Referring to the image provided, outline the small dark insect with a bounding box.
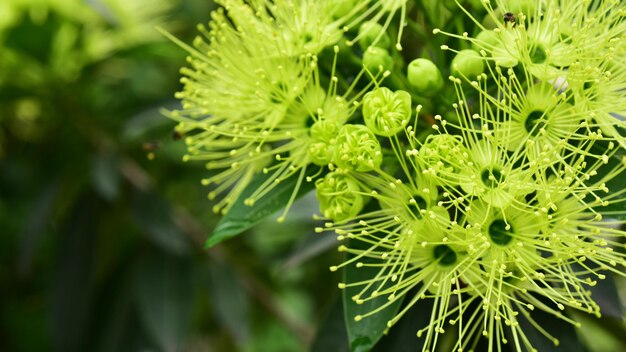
[142,141,162,152]
[504,12,516,27]
[172,130,184,140]
[142,141,161,160]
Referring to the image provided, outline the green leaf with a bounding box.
[91,152,120,202]
[131,190,190,255]
[515,304,586,352]
[51,199,99,352]
[133,250,193,352]
[573,312,626,352]
[94,274,135,352]
[371,297,432,352]
[583,267,623,319]
[311,297,349,352]
[205,169,316,248]
[208,261,250,345]
[342,239,404,352]
[18,180,59,276]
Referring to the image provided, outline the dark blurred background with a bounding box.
[0,1,342,351]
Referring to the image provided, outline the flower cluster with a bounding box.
[166,0,395,217]
[171,0,626,350]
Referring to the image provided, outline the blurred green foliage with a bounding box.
[0,1,341,351]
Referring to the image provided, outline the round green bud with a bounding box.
[472,30,500,52]
[468,0,485,12]
[362,87,411,136]
[481,8,504,29]
[333,0,358,18]
[363,47,393,73]
[307,98,350,166]
[407,58,444,96]
[308,130,336,165]
[358,21,391,49]
[315,172,364,222]
[451,49,485,79]
[309,122,341,165]
[333,124,382,171]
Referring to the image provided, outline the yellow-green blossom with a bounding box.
[167,0,386,216]
[324,28,626,352]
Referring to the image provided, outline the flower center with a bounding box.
[481,168,503,188]
[305,115,316,129]
[524,109,548,136]
[409,195,428,219]
[583,81,597,101]
[270,82,289,104]
[433,244,457,266]
[488,219,513,246]
[529,44,547,64]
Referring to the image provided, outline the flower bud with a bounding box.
[363,47,393,73]
[451,49,485,79]
[468,0,485,11]
[334,124,382,171]
[407,58,444,96]
[362,87,411,136]
[309,120,342,166]
[481,8,504,29]
[418,134,467,185]
[333,0,358,18]
[316,172,365,222]
[472,30,500,52]
[306,96,350,165]
[358,21,392,49]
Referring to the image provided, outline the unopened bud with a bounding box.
[407,58,444,96]
[363,47,393,73]
[358,21,391,49]
[451,49,485,79]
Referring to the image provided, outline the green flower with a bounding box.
[469,69,591,163]
[325,22,626,351]
[306,98,351,166]
[567,61,626,143]
[458,139,534,207]
[315,171,366,222]
[168,15,314,213]
[166,1,371,216]
[333,124,383,172]
[446,67,615,183]
[417,134,468,184]
[319,138,470,348]
[438,0,625,82]
[215,0,350,56]
[362,87,412,137]
[328,117,626,352]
